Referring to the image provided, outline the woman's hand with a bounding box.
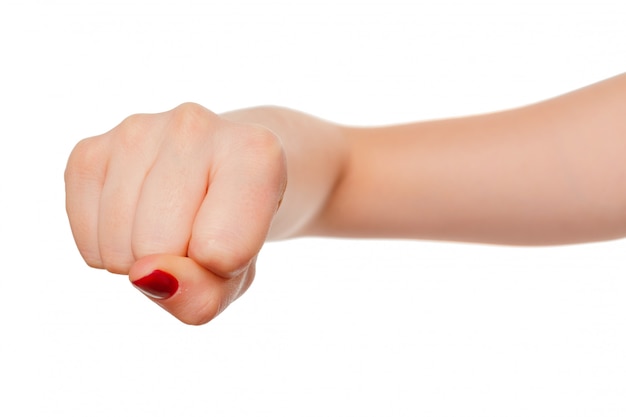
[65,103,288,324]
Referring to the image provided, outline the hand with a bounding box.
[65,103,287,324]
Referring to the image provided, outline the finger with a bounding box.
[188,122,286,278]
[129,254,255,325]
[65,136,108,268]
[131,104,217,260]
[97,115,164,274]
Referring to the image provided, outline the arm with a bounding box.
[307,73,626,245]
[65,73,626,325]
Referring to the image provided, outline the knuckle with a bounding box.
[65,137,105,183]
[224,124,286,185]
[114,113,152,150]
[184,301,221,326]
[119,112,149,132]
[249,128,287,187]
[102,262,132,276]
[99,248,134,275]
[234,263,256,300]
[70,234,104,269]
[175,285,226,326]
[173,102,209,118]
[82,252,104,270]
[243,125,283,157]
[244,126,288,196]
[169,102,217,137]
[188,236,252,278]
[186,269,255,325]
[187,272,254,326]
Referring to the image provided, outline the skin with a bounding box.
[65,73,626,325]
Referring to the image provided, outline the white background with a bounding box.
[1,0,626,416]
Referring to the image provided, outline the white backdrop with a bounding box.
[1,0,626,416]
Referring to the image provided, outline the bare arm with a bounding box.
[66,73,626,325]
[308,73,626,245]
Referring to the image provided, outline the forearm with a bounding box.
[309,73,626,245]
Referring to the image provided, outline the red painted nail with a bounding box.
[132,270,179,300]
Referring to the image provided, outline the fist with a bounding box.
[65,103,287,324]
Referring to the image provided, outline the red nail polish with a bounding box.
[132,270,179,300]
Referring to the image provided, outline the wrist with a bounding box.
[220,106,349,239]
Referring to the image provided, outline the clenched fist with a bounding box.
[65,103,287,324]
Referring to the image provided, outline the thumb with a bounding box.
[129,254,254,325]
